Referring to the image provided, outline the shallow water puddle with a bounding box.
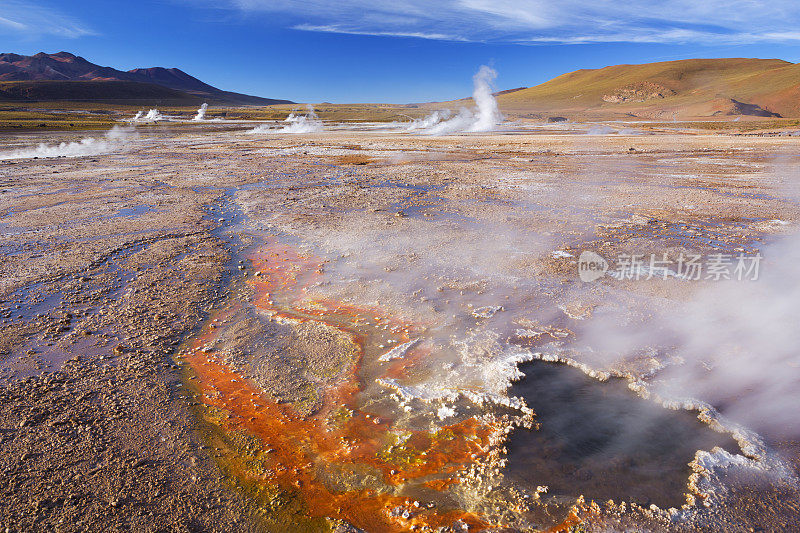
[506,361,739,509]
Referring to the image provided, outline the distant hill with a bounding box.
[496,58,800,119]
[0,80,204,105]
[0,52,293,105]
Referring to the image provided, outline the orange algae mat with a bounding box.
[180,238,498,531]
[180,238,590,532]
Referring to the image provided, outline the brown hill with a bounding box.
[497,58,800,119]
[0,52,292,105]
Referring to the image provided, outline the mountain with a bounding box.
[0,80,199,103]
[0,52,292,105]
[497,58,800,119]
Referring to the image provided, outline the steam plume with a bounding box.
[0,126,138,160]
[128,109,166,123]
[551,229,800,442]
[469,65,503,132]
[249,105,324,134]
[193,103,208,121]
[408,65,503,135]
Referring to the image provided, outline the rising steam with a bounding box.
[408,65,503,135]
[129,109,166,123]
[653,231,800,440]
[265,210,553,415]
[470,65,503,131]
[249,105,324,134]
[193,103,208,121]
[0,126,138,160]
[405,110,452,132]
[552,229,800,442]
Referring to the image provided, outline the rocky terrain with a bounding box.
[1,125,799,531]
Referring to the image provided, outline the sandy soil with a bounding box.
[1,125,799,532]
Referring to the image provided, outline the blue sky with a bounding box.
[3,0,800,103]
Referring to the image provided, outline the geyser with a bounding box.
[193,103,208,121]
[249,105,324,134]
[129,109,166,123]
[409,65,503,135]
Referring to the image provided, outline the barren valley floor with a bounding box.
[1,126,799,532]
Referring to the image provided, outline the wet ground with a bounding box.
[1,124,799,532]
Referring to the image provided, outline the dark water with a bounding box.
[506,361,738,508]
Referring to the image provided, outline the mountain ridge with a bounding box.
[0,52,292,105]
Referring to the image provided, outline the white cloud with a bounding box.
[293,24,469,42]
[0,15,27,31]
[0,1,95,38]
[194,0,800,44]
